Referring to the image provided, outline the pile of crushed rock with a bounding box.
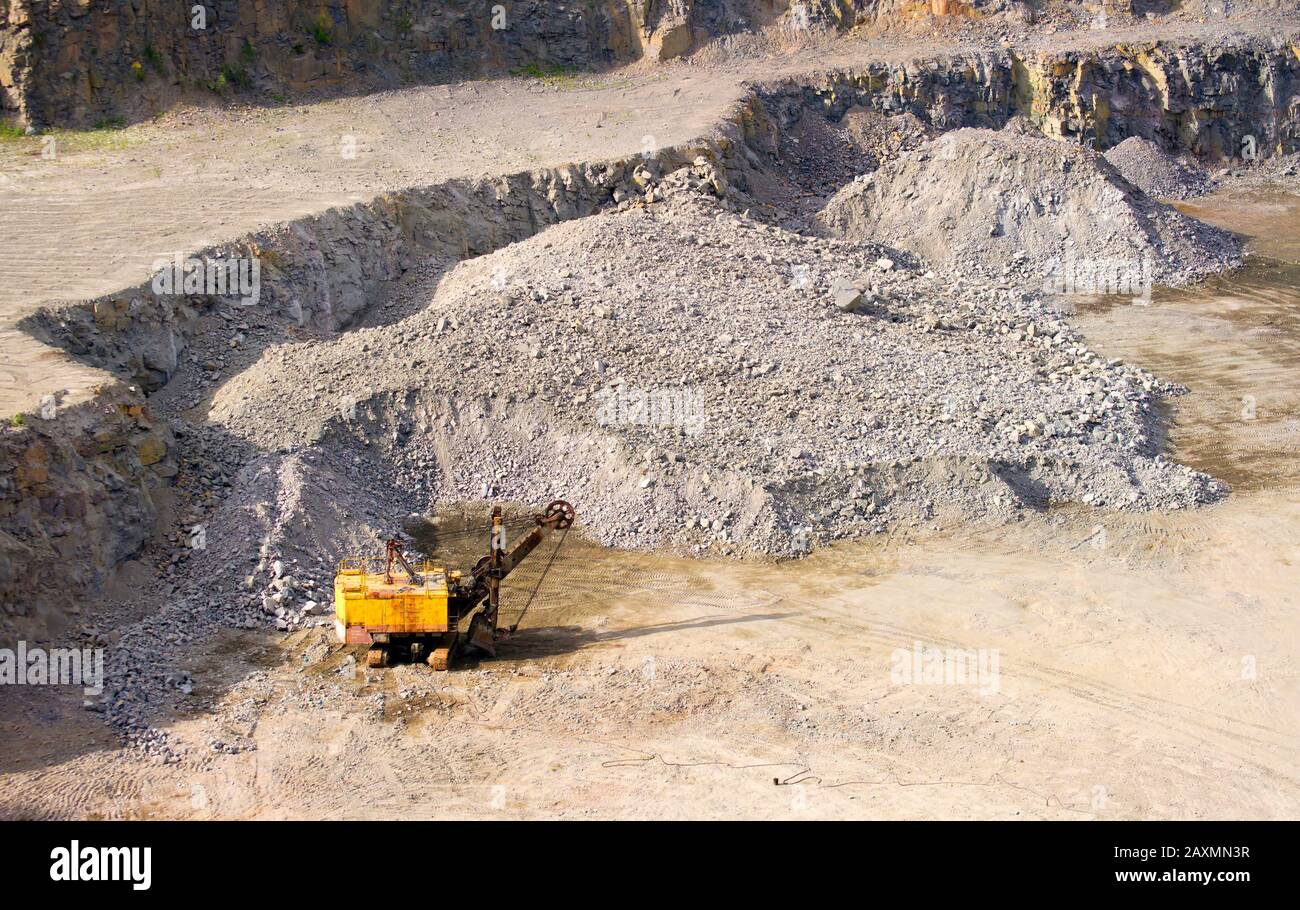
[208,160,1224,558]
[816,126,1240,289]
[1102,136,1214,201]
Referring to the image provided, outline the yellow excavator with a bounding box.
[333,500,575,670]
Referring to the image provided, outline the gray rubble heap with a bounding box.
[208,159,1224,560]
[816,127,1241,288]
[1103,136,1215,201]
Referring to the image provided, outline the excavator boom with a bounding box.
[467,500,576,656]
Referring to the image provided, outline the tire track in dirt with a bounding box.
[771,583,1299,787]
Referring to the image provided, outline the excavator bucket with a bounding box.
[466,612,497,657]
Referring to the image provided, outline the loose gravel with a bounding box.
[816,126,1242,288]
[208,155,1225,563]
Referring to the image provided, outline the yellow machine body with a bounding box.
[333,557,459,644]
[331,501,575,668]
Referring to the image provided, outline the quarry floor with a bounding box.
[1,188,1298,820]
[2,15,1299,820]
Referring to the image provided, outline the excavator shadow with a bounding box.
[476,611,794,664]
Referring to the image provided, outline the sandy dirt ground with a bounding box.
[1,491,1295,819]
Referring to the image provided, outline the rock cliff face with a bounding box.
[768,39,1300,161]
[0,0,1030,128]
[0,384,175,640]
[1,0,650,128]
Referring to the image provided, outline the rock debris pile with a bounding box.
[816,127,1241,289]
[1103,136,1214,201]
[208,151,1225,559]
[80,103,1255,762]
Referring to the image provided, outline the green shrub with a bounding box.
[225,63,251,89]
[143,44,167,75]
[310,12,333,45]
[209,62,251,94]
[511,62,577,80]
